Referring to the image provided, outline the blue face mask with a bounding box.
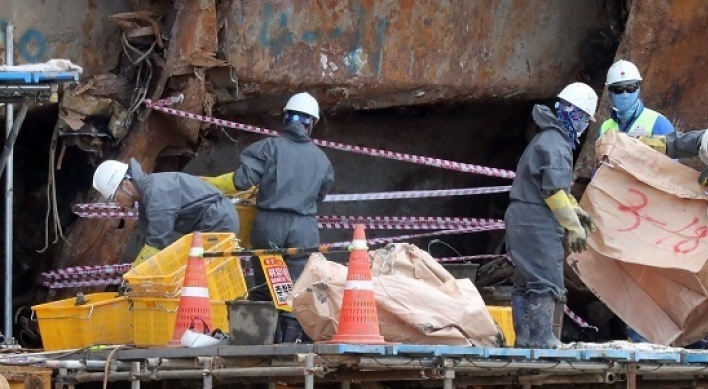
[610,89,641,120]
[556,102,590,149]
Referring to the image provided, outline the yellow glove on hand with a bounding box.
[637,135,667,155]
[206,172,238,194]
[568,195,596,235]
[133,244,160,267]
[544,190,588,253]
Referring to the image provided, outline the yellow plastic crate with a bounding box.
[123,232,246,299]
[129,297,228,347]
[205,236,249,301]
[31,292,132,351]
[486,306,515,347]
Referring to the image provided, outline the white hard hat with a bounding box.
[606,60,643,85]
[283,92,320,120]
[92,160,129,199]
[557,82,598,122]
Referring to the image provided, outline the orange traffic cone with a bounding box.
[169,232,213,345]
[329,224,385,344]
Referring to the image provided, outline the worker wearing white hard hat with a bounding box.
[505,82,598,349]
[207,92,334,343]
[598,60,674,141]
[92,158,239,266]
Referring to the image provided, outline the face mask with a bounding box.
[610,89,640,115]
[556,102,590,141]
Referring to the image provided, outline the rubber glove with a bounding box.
[568,195,596,235]
[544,190,588,253]
[637,135,667,155]
[699,169,708,187]
[206,172,238,194]
[133,244,160,267]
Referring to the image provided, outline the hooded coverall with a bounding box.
[129,158,240,250]
[506,105,573,301]
[234,122,334,304]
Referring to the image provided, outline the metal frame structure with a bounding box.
[19,344,708,389]
[1,22,81,344]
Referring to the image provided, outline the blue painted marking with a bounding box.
[532,349,582,361]
[373,18,387,76]
[18,29,46,63]
[484,348,531,359]
[582,349,633,362]
[302,31,319,42]
[328,27,342,39]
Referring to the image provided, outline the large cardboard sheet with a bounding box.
[570,131,708,345]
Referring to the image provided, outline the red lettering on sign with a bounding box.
[617,189,707,254]
[617,189,667,231]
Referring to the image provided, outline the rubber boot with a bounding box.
[511,294,530,348]
[274,313,311,344]
[527,294,562,348]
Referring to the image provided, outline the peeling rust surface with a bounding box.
[51,0,214,293]
[225,0,609,108]
[575,0,708,180]
[0,0,131,75]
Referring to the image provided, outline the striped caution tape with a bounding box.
[323,224,506,249]
[318,221,501,230]
[564,305,599,332]
[322,186,512,202]
[144,103,516,179]
[319,216,502,226]
[435,254,509,262]
[41,264,132,280]
[143,94,184,107]
[42,276,123,289]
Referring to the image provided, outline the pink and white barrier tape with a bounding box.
[42,264,132,280]
[319,216,502,226]
[42,277,123,289]
[322,186,511,202]
[564,305,599,332]
[323,224,505,248]
[143,94,184,108]
[435,254,509,262]
[145,103,516,179]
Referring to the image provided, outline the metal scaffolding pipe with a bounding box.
[357,358,614,372]
[3,21,14,342]
[72,366,324,383]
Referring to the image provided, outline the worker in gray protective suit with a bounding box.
[92,158,240,266]
[207,92,334,343]
[631,130,708,185]
[506,83,599,349]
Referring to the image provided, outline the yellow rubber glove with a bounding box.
[699,169,708,187]
[637,135,667,155]
[206,172,238,194]
[133,244,160,267]
[544,190,588,253]
[568,195,596,235]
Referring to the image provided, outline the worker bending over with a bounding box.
[92,158,240,265]
[208,92,334,343]
[506,83,598,349]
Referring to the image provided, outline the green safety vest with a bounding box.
[599,108,661,137]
